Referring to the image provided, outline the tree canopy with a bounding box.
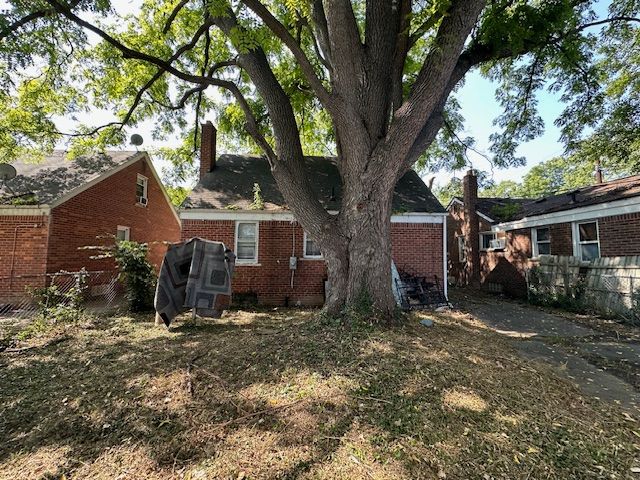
[0,1,637,179]
[435,146,637,207]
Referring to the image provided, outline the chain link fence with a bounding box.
[526,267,640,326]
[0,270,122,321]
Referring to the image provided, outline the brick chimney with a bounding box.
[463,169,481,286]
[594,158,604,184]
[199,121,217,180]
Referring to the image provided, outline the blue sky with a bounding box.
[431,70,568,189]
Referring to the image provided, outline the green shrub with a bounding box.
[113,240,156,312]
[527,266,587,313]
[22,280,87,339]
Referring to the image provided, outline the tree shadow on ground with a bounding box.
[0,308,637,479]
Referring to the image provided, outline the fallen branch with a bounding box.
[2,335,71,354]
[212,398,306,429]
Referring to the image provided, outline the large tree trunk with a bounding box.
[321,212,396,320]
[318,157,398,320]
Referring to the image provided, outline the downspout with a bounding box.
[290,221,296,289]
[443,216,448,300]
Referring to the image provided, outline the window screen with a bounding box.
[236,222,258,262]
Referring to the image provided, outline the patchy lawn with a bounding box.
[1,309,639,479]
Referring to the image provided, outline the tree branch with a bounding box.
[240,0,333,109]
[408,10,446,48]
[0,10,49,40]
[0,0,81,41]
[163,0,190,34]
[309,0,332,64]
[323,0,365,96]
[380,0,487,174]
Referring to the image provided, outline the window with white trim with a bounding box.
[116,225,130,241]
[136,174,148,205]
[573,220,600,261]
[235,221,258,263]
[303,232,322,258]
[531,226,550,257]
[457,235,466,262]
[479,231,496,251]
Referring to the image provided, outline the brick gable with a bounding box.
[47,158,180,273]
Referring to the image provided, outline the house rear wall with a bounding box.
[47,159,181,274]
[0,215,49,302]
[182,219,444,306]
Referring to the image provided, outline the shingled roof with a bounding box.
[451,196,534,223]
[0,151,141,205]
[511,175,640,220]
[182,154,445,213]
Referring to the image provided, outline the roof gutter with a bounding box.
[180,209,447,223]
[0,205,50,216]
[491,196,640,232]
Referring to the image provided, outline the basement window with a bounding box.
[235,221,258,264]
[303,232,323,259]
[116,226,130,241]
[532,226,550,257]
[136,174,148,206]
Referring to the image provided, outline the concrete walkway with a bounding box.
[456,293,640,413]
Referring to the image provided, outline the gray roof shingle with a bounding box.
[182,154,445,213]
[512,175,640,220]
[0,151,140,205]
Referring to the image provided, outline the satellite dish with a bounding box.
[0,163,17,182]
[130,134,144,147]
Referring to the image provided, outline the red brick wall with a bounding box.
[0,215,49,302]
[481,228,531,297]
[447,204,494,285]
[447,204,533,297]
[391,222,444,281]
[47,158,181,274]
[182,219,444,306]
[598,212,640,256]
[549,223,573,256]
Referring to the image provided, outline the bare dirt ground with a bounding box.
[2,308,640,479]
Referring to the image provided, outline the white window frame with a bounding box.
[479,231,496,251]
[136,174,148,205]
[457,235,466,262]
[116,225,130,241]
[572,220,600,262]
[531,226,551,258]
[235,221,259,264]
[303,231,323,259]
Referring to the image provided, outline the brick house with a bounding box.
[447,169,640,297]
[180,122,448,306]
[0,151,180,302]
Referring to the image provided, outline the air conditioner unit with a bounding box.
[490,238,505,250]
[137,196,148,206]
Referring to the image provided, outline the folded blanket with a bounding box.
[154,238,235,326]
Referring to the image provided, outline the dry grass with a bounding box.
[1,308,639,479]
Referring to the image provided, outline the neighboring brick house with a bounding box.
[0,151,180,302]
[180,122,448,306]
[447,169,640,297]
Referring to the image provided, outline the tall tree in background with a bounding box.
[1,0,638,319]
